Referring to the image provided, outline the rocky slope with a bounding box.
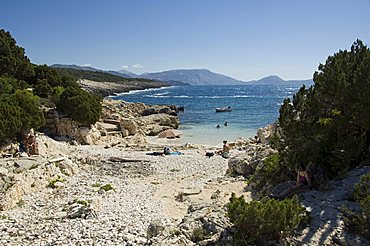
[77,79,166,97]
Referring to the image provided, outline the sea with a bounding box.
[110,85,299,146]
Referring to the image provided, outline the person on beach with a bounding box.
[224,121,228,126]
[24,129,38,156]
[217,140,230,158]
[273,163,312,200]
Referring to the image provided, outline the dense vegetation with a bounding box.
[227,193,307,244]
[0,29,103,142]
[232,40,370,243]
[56,86,102,126]
[343,173,370,240]
[275,40,370,179]
[53,67,161,84]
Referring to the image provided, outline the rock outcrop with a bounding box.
[0,156,78,211]
[227,142,277,177]
[40,98,181,145]
[291,165,370,245]
[42,109,102,144]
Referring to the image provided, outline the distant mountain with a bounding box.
[51,64,189,86]
[246,75,314,87]
[107,69,138,78]
[139,69,246,86]
[51,64,313,87]
[51,64,139,79]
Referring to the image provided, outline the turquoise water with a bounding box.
[111,85,299,145]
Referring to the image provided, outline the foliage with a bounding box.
[227,193,308,244]
[71,198,89,207]
[249,153,291,194]
[30,64,62,86]
[56,86,102,126]
[192,227,210,242]
[344,173,370,240]
[275,40,370,179]
[0,29,103,142]
[0,76,28,94]
[54,67,158,84]
[0,90,44,141]
[0,94,22,140]
[34,79,53,98]
[47,176,66,189]
[91,182,102,188]
[0,29,34,80]
[99,183,115,192]
[12,90,45,131]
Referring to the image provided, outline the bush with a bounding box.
[227,193,308,244]
[34,79,53,98]
[249,153,290,194]
[12,90,45,131]
[99,183,115,192]
[276,40,370,179]
[0,94,22,140]
[0,90,44,141]
[56,86,102,126]
[344,173,370,240]
[0,29,35,80]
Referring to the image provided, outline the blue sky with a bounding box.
[1,0,369,81]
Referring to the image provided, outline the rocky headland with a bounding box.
[77,79,168,97]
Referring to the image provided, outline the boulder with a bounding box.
[120,119,138,135]
[158,107,174,115]
[227,153,255,176]
[142,108,158,116]
[138,114,180,129]
[78,125,101,145]
[147,219,165,240]
[145,125,171,136]
[257,124,277,145]
[0,156,79,211]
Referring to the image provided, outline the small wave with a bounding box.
[197,95,255,99]
[109,86,172,97]
[145,95,192,98]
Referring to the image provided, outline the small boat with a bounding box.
[215,106,232,112]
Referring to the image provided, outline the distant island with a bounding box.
[51,64,313,87]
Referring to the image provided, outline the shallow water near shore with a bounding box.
[111,85,300,145]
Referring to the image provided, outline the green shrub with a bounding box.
[72,198,89,207]
[34,79,53,98]
[51,85,65,104]
[192,227,210,242]
[248,153,291,195]
[12,89,45,131]
[227,193,308,244]
[56,86,102,126]
[47,176,66,189]
[0,94,22,140]
[0,29,35,80]
[91,182,102,188]
[276,40,370,179]
[343,173,370,240]
[0,90,44,141]
[99,183,115,192]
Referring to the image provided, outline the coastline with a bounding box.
[1,83,367,245]
[78,79,169,97]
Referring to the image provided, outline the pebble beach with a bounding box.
[0,134,250,245]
